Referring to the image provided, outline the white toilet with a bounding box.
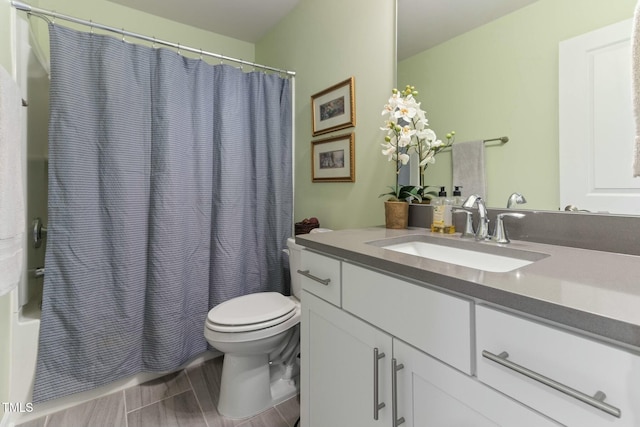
[204,237,304,419]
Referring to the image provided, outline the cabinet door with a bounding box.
[300,290,393,427]
[393,339,561,427]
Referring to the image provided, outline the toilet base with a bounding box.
[269,359,299,406]
[217,354,299,419]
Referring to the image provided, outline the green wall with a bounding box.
[257,0,397,230]
[0,0,12,72]
[398,0,635,210]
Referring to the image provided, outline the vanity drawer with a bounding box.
[342,262,472,374]
[476,305,640,427]
[298,250,341,306]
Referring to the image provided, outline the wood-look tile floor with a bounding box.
[17,357,300,427]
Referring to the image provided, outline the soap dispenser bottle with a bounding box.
[431,187,455,233]
[452,186,463,207]
[430,187,444,232]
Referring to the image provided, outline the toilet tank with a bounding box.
[286,237,305,298]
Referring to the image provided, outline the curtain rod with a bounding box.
[11,0,296,77]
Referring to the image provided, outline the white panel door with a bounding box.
[559,18,640,214]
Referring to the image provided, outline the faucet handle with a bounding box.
[507,192,527,209]
[453,209,475,238]
[492,212,525,244]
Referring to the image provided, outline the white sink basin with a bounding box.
[381,240,544,273]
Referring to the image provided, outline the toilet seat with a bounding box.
[206,292,297,333]
[205,302,300,344]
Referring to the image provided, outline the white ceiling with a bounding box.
[107,0,301,43]
[397,0,540,60]
[108,0,540,60]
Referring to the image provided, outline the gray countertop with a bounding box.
[296,227,640,351]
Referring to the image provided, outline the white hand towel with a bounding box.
[452,140,486,200]
[633,0,640,176]
[0,65,25,296]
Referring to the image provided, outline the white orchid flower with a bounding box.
[397,126,415,147]
[382,93,402,116]
[416,128,436,142]
[379,85,455,198]
[388,92,402,105]
[381,102,396,116]
[424,128,437,141]
[419,151,436,167]
[394,106,417,122]
[381,143,396,161]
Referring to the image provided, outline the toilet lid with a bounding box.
[207,292,296,327]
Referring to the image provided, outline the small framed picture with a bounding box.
[311,133,355,182]
[311,77,356,136]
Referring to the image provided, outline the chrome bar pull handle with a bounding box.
[373,348,386,420]
[392,358,405,426]
[296,269,330,286]
[482,350,621,418]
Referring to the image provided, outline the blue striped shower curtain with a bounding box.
[33,24,292,402]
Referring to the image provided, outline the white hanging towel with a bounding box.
[452,140,486,200]
[0,65,25,297]
[633,0,640,177]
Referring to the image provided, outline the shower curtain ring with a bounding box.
[152,36,157,49]
[199,48,203,60]
[177,43,181,55]
[122,29,125,42]
[89,20,93,35]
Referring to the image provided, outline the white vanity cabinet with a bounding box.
[301,290,392,426]
[476,305,640,427]
[299,252,561,427]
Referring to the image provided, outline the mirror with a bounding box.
[396,0,638,213]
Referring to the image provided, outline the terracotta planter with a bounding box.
[384,201,409,229]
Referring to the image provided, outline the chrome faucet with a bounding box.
[507,192,527,209]
[492,213,525,243]
[462,195,490,241]
[453,209,475,238]
[564,205,591,212]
